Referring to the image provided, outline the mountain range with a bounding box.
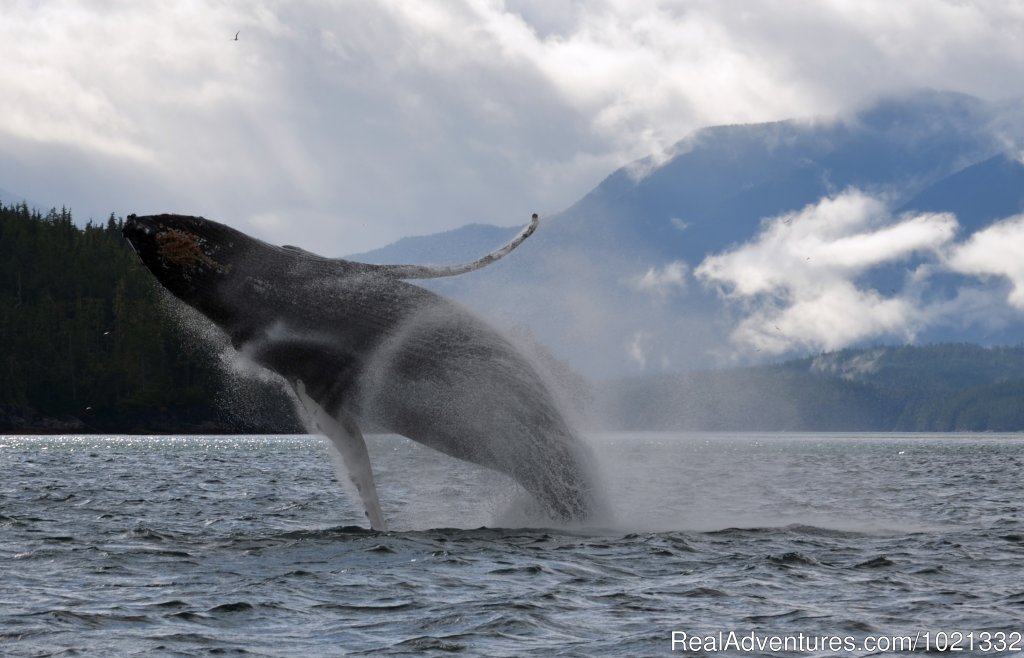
[353,90,1024,379]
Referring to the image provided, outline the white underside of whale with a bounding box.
[294,380,387,531]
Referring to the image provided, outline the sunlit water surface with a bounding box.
[2,433,1023,656]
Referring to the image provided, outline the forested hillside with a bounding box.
[0,203,296,433]
[601,344,1024,432]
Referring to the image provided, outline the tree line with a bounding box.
[0,203,296,433]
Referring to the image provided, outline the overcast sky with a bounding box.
[3,0,1024,254]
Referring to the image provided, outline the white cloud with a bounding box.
[669,217,691,231]
[3,1,1024,253]
[697,190,957,294]
[945,214,1024,308]
[729,282,922,354]
[695,189,958,353]
[627,331,650,369]
[632,260,688,297]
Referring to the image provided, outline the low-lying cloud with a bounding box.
[631,260,689,297]
[696,189,1024,354]
[945,215,1024,308]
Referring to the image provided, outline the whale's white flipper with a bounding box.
[377,213,539,280]
[294,381,387,531]
[279,214,540,281]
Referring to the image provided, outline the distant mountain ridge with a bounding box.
[899,152,1024,224]
[358,90,1006,266]
[353,90,1024,378]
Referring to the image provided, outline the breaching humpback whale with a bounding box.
[123,213,597,529]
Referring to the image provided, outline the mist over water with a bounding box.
[3,432,1022,656]
[154,293,297,430]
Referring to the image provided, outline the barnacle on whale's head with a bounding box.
[155,228,228,274]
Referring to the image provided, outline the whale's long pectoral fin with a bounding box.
[294,381,387,531]
[281,214,539,281]
[377,213,538,280]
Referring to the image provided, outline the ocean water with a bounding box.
[2,432,1023,657]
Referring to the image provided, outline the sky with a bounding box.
[4,1,1024,255]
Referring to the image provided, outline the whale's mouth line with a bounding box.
[123,215,152,259]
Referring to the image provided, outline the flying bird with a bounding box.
[233,31,239,41]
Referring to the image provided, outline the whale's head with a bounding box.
[123,214,256,310]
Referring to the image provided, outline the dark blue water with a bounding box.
[2,433,1023,656]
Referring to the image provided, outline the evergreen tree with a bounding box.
[0,203,297,433]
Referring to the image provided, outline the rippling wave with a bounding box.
[2,433,1023,656]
